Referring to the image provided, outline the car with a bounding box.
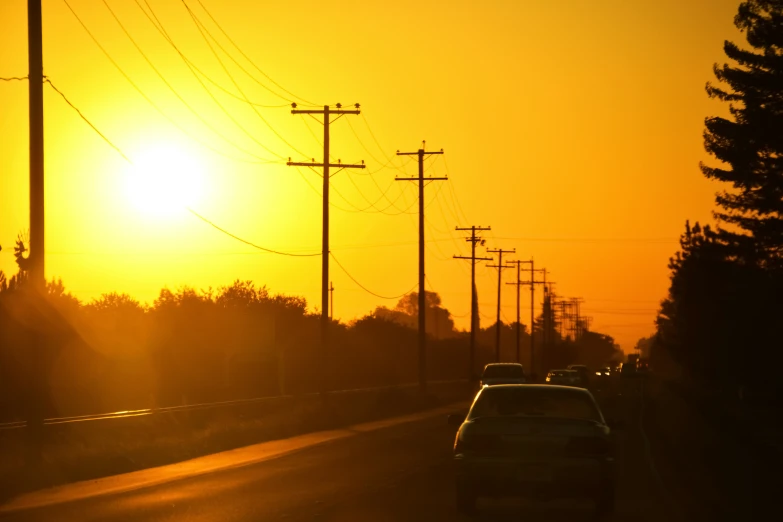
[480,363,527,387]
[567,364,591,387]
[620,362,637,377]
[595,367,611,377]
[546,369,580,386]
[448,384,616,516]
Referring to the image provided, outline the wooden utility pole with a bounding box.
[487,248,515,362]
[25,0,45,468]
[396,142,447,393]
[287,103,364,394]
[28,0,44,289]
[454,226,492,381]
[506,260,526,364]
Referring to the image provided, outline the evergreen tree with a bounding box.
[702,1,783,263]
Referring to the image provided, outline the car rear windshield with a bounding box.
[550,370,570,377]
[482,365,524,379]
[469,387,601,422]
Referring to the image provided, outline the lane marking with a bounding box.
[0,402,468,514]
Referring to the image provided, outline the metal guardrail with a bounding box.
[0,379,468,430]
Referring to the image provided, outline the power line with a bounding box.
[442,155,472,224]
[341,172,415,214]
[45,79,132,163]
[346,117,409,176]
[194,0,317,106]
[0,76,27,81]
[133,0,290,108]
[181,1,308,159]
[61,0,277,165]
[330,252,415,300]
[186,209,321,257]
[360,114,400,165]
[101,0,287,161]
[491,236,679,244]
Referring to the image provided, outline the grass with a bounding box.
[0,382,469,503]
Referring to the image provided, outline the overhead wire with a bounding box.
[294,167,361,213]
[62,0,276,165]
[134,0,290,108]
[442,155,472,225]
[330,252,416,300]
[101,0,286,161]
[1,76,27,81]
[194,0,317,106]
[186,209,321,256]
[179,0,307,159]
[45,79,132,163]
[345,117,409,176]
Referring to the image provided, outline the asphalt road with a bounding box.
[0,383,686,522]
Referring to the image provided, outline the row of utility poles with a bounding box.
[454,231,553,380]
[288,102,446,394]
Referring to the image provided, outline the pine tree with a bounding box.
[702,0,783,263]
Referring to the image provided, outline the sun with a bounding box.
[124,143,206,218]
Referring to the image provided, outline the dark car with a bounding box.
[480,363,527,387]
[449,384,616,516]
[567,364,590,388]
[620,362,637,377]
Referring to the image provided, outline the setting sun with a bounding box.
[124,143,205,218]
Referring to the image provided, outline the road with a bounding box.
[1,383,690,522]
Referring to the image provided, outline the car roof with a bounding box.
[477,383,592,394]
[568,364,587,369]
[484,362,524,367]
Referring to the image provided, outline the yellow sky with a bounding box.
[0,0,742,350]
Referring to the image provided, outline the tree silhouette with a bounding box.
[373,291,457,339]
[702,0,783,264]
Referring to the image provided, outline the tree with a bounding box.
[702,0,783,264]
[373,291,456,339]
[634,334,656,359]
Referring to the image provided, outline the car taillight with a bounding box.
[455,432,499,453]
[566,436,610,457]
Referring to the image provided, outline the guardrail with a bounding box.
[0,379,469,430]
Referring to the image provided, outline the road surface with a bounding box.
[0,383,712,521]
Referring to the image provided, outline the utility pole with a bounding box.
[329,281,334,321]
[396,142,447,393]
[287,103,364,395]
[487,248,515,362]
[25,0,45,468]
[506,258,546,374]
[559,300,568,340]
[569,297,584,340]
[29,0,44,290]
[529,267,547,378]
[454,226,492,381]
[506,260,526,364]
[506,261,547,369]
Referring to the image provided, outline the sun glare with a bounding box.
[124,144,205,218]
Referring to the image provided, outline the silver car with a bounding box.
[449,384,616,516]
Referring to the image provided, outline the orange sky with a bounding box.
[0,0,742,350]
